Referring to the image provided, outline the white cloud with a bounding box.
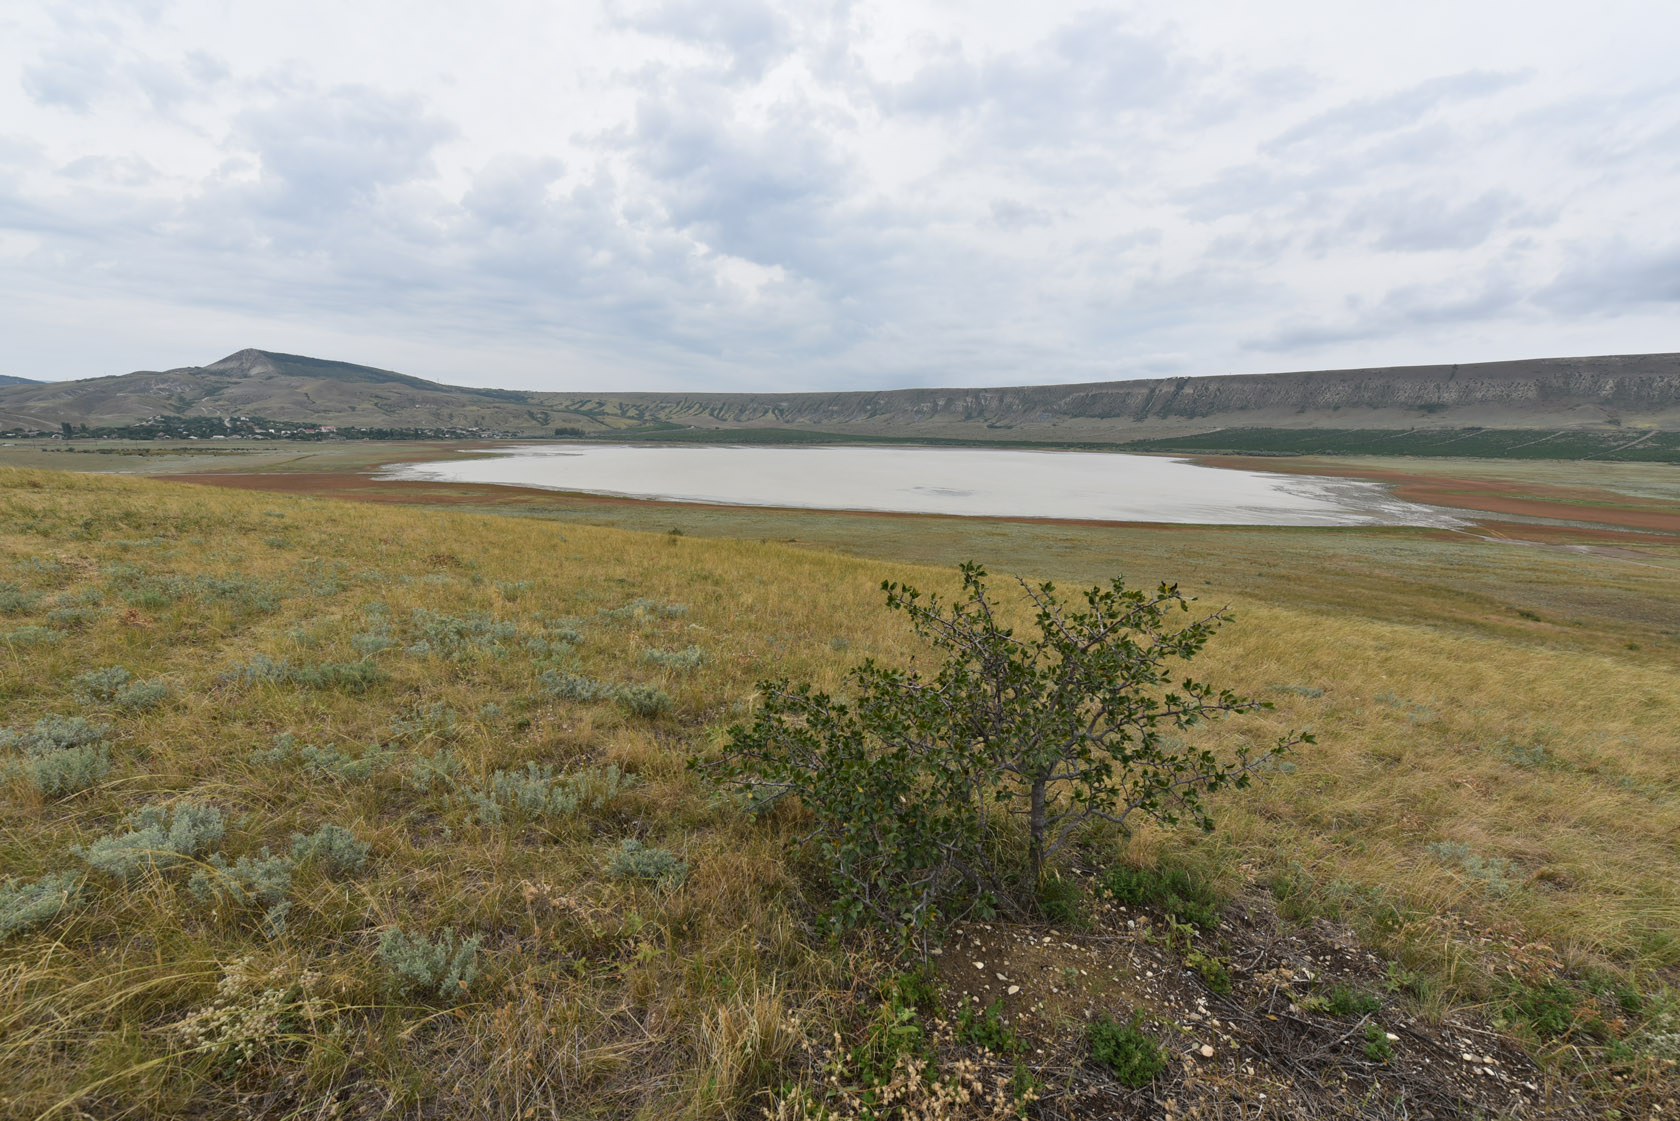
[0,0,1677,388]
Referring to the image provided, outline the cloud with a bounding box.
[21,46,121,112]
[230,86,456,224]
[1263,70,1527,153]
[986,198,1052,231]
[1537,241,1680,314]
[1343,189,1551,253]
[2,2,1677,389]
[609,0,794,82]
[1248,273,1526,353]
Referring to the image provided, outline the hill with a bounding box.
[3,348,1679,444]
[0,375,37,387]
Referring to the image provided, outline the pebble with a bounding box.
[1008,985,1020,995]
[1199,1044,1215,1058]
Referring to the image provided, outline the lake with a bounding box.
[387,443,1459,527]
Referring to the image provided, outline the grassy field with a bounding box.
[3,463,1680,1117]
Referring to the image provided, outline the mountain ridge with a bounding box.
[4,349,1679,440]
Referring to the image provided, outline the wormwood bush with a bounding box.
[0,580,40,614]
[0,872,84,940]
[388,702,457,743]
[222,654,384,693]
[597,598,687,624]
[701,563,1306,938]
[74,666,171,712]
[290,824,370,875]
[641,644,706,671]
[467,762,633,825]
[19,744,111,798]
[539,670,614,702]
[1,715,109,754]
[407,608,516,659]
[614,683,672,717]
[78,802,226,880]
[189,850,294,936]
[406,748,462,791]
[2,625,59,647]
[539,671,671,716]
[378,927,480,1003]
[250,734,392,781]
[606,839,687,886]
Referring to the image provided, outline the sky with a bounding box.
[2,1,1677,392]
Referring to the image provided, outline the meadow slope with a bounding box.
[2,468,1678,1118]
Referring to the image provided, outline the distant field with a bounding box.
[3,462,1679,1116]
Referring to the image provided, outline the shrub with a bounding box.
[378,927,480,1003]
[956,998,1023,1055]
[641,644,706,671]
[406,748,462,791]
[1088,1014,1166,1087]
[1324,983,1381,1018]
[189,850,295,936]
[541,617,586,646]
[0,872,84,940]
[74,665,133,702]
[1037,873,1086,925]
[1,626,59,647]
[1362,1023,1394,1063]
[468,762,633,825]
[78,802,226,881]
[1506,979,1581,1041]
[701,563,1304,937]
[114,680,171,712]
[1,715,109,754]
[597,598,686,624]
[539,670,614,702]
[223,655,384,693]
[290,824,371,875]
[45,606,104,628]
[614,683,672,717]
[19,744,111,798]
[0,581,40,615]
[351,629,395,656]
[1098,862,1226,929]
[606,839,687,887]
[1185,948,1232,995]
[388,703,457,744]
[407,609,516,659]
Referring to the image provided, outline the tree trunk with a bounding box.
[1028,777,1047,885]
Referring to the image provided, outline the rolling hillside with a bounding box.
[4,348,1679,444]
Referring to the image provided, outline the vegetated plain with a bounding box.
[1,456,1679,1119]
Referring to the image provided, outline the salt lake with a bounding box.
[387,443,1460,527]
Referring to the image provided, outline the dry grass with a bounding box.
[1,465,1678,1117]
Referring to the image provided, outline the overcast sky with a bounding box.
[2,1,1677,391]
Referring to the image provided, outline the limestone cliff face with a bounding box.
[556,354,1680,435]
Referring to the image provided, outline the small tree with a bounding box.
[699,563,1307,940]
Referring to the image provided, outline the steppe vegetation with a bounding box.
[2,466,1679,1118]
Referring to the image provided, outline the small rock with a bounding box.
[1199,1044,1215,1058]
[1008,985,1020,995]
[973,962,985,970]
